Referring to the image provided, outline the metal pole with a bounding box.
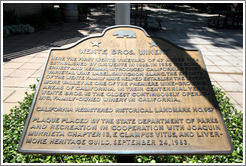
[140,4,143,26]
[115,3,133,162]
[115,3,130,25]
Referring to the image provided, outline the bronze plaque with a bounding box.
[18,26,233,155]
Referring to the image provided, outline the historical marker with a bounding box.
[18,26,233,155]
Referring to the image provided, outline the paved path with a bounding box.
[3,5,243,114]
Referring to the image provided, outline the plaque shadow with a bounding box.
[151,37,219,110]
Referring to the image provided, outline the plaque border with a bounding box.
[17,25,233,155]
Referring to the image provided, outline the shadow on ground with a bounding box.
[3,4,243,62]
[3,5,115,62]
[144,6,243,49]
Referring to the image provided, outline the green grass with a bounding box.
[3,84,243,163]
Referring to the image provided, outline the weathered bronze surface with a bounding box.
[18,26,233,155]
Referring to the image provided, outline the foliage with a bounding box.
[3,9,19,26]
[78,4,91,14]
[42,7,62,23]
[3,84,243,163]
[3,24,35,37]
[3,6,62,35]
[3,84,116,163]
[3,27,11,38]
[136,85,243,163]
[20,13,48,31]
